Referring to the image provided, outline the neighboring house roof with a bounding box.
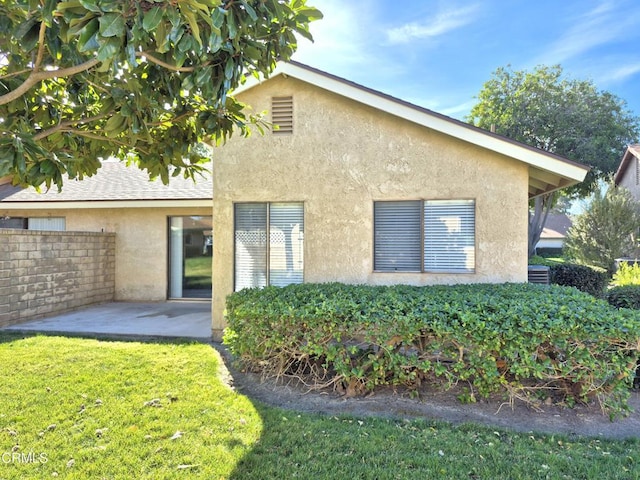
[540,213,572,240]
[614,144,640,185]
[0,161,212,208]
[236,61,589,198]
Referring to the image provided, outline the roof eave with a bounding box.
[0,199,212,209]
[614,145,640,185]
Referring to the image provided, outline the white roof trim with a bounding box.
[0,199,212,210]
[236,62,589,196]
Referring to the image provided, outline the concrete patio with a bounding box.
[1,301,212,341]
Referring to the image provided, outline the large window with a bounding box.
[374,200,475,273]
[234,202,304,291]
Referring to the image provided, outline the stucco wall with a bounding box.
[618,156,640,202]
[211,76,530,337]
[0,207,211,301]
[0,229,115,327]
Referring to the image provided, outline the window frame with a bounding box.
[373,199,476,274]
[233,201,304,291]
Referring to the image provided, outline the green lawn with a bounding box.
[184,256,212,289]
[1,334,639,479]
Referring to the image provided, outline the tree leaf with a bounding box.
[143,7,164,33]
[182,7,202,47]
[77,18,100,52]
[211,7,226,29]
[96,36,121,62]
[99,13,125,38]
[78,0,102,13]
[240,1,258,21]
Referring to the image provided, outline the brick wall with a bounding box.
[0,229,116,327]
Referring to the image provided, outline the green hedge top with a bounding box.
[227,282,637,339]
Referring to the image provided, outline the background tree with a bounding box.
[466,65,639,257]
[0,0,322,189]
[564,182,640,274]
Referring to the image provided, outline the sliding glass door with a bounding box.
[169,216,213,299]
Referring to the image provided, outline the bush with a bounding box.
[549,263,609,297]
[612,261,640,286]
[224,283,640,416]
[607,286,640,310]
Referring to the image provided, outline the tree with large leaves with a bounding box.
[467,65,639,257]
[0,0,322,189]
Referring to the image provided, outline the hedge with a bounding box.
[549,263,609,297]
[224,283,640,416]
[607,286,640,310]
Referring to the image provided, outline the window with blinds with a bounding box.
[374,200,476,273]
[28,217,66,231]
[234,202,304,291]
[374,201,421,271]
[424,200,475,273]
[272,96,293,135]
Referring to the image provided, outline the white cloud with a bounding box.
[385,5,480,45]
[600,62,640,83]
[537,0,640,64]
[293,1,378,76]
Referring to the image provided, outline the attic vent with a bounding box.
[528,265,550,285]
[272,96,293,135]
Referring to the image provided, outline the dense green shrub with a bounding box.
[224,283,640,415]
[607,286,640,310]
[549,263,609,297]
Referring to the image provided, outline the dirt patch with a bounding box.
[213,343,640,440]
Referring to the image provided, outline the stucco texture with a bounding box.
[1,207,211,301]
[211,76,530,336]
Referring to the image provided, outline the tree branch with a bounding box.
[136,51,209,72]
[57,128,149,155]
[34,21,47,72]
[33,112,111,140]
[0,58,100,106]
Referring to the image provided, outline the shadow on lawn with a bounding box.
[0,330,204,346]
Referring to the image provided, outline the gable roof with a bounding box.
[614,144,640,185]
[236,61,589,198]
[0,160,212,208]
[540,213,572,239]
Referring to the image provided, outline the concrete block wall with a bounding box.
[0,229,116,327]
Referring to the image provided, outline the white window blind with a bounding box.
[28,217,66,231]
[424,200,475,273]
[269,203,304,286]
[234,202,304,290]
[374,201,421,271]
[234,204,267,290]
[373,200,476,274]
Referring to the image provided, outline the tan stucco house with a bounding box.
[210,61,589,339]
[0,161,213,301]
[614,144,640,201]
[1,61,590,338]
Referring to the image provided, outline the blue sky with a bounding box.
[292,0,640,122]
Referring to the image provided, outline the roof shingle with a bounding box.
[0,161,212,202]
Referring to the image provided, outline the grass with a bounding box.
[1,334,639,479]
[184,256,212,289]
